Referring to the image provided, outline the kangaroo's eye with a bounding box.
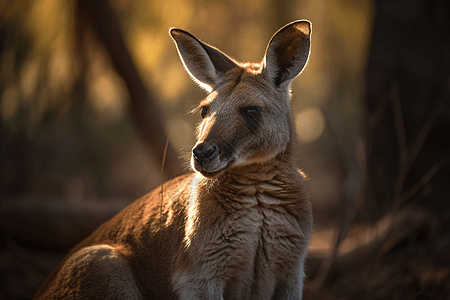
[244,106,261,119]
[201,107,209,118]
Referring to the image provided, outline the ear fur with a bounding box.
[263,20,311,87]
[169,28,238,92]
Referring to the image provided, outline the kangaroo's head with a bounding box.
[170,21,311,178]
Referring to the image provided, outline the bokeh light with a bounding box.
[295,107,326,143]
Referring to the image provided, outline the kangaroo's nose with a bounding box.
[193,143,218,162]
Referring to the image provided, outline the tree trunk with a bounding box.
[76,0,185,181]
[364,0,450,221]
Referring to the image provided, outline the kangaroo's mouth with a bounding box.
[192,157,235,178]
[198,169,222,178]
[191,141,235,178]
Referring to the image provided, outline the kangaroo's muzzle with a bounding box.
[191,142,234,177]
[193,142,218,162]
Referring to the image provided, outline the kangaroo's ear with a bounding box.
[263,20,311,87]
[170,28,238,92]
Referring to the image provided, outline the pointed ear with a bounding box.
[169,28,238,92]
[263,20,311,87]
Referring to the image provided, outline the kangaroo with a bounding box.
[34,20,313,300]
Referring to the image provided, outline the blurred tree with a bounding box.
[364,0,450,221]
[308,1,450,297]
[76,0,184,181]
[0,0,184,199]
[322,0,450,296]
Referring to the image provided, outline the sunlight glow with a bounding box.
[20,59,40,101]
[0,85,19,122]
[48,49,74,97]
[132,28,166,71]
[167,117,194,153]
[158,61,188,103]
[295,107,326,143]
[88,73,127,122]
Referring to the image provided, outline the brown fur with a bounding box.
[35,20,313,300]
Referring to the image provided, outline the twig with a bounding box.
[159,136,170,247]
[396,158,449,207]
[308,226,339,297]
[375,78,450,265]
[307,208,430,287]
[406,78,450,171]
[309,205,358,298]
[391,84,408,203]
[391,78,449,210]
[368,84,396,129]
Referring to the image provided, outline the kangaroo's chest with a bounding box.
[212,193,304,268]
[176,192,305,298]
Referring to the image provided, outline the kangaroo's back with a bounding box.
[35,173,194,299]
[35,20,313,300]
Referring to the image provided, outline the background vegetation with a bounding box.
[1,0,449,299]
